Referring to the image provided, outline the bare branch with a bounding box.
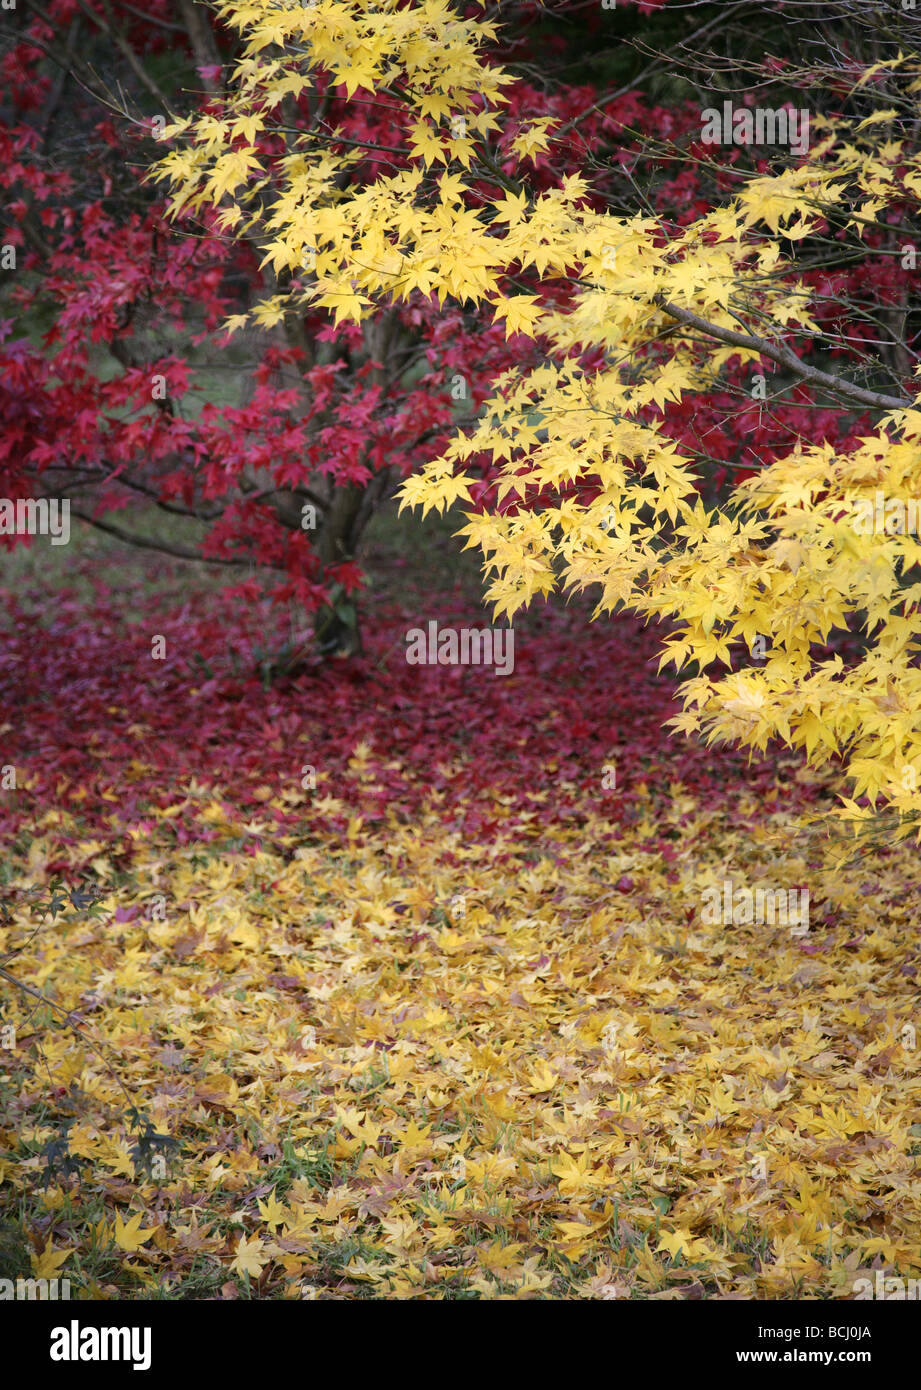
[69,507,260,567]
[653,296,912,412]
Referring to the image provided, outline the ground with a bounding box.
[0,509,919,1299]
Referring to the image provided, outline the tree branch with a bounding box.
[653,296,912,412]
[69,507,257,567]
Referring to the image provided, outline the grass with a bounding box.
[0,494,539,633]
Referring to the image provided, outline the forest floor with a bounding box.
[1,508,919,1299]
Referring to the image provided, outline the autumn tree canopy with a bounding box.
[152,0,921,828]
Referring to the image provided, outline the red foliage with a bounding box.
[2,1,916,615]
[0,566,827,879]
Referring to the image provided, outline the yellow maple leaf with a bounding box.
[657,1229,711,1261]
[257,1190,290,1232]
[491,295,544,339]
[113,1210,158,1253]
[231,1234,268,1280]
[31,1240,71,1280]
[526,1059,559,1094]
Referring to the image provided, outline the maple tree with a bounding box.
[1,0,537,654]
[4,0,797,657]
[149,0,921,825]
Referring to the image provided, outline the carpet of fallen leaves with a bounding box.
[1,574,920,1300]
